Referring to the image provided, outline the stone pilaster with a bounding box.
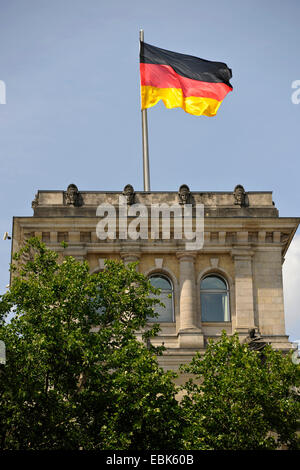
[50,232,57,243]
[120,252,140,270]
[177,252,204,348]
[253,247,286,336]
[232,248,256,335]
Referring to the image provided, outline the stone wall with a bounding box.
[11,186,300,371]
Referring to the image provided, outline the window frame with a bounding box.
[148,273,175,323]
[200,273,231,323]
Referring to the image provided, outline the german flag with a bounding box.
[140,42,233,117]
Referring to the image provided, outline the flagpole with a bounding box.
[139,29,150,191]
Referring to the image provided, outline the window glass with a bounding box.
[149,274,174,322]
[201,276,227,291]
[200,275,230,322]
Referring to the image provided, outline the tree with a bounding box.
[0,238,182,450]
[180,331,300,450]
[1,238,299,451]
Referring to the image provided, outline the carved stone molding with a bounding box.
[210,258,219,268]
[155,258,163,268]
[231,247,254,259]
[98,258,105,270]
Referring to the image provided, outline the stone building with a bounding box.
[11,183,299,373]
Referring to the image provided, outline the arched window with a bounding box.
[200,275,230,322]
[149,274,174,322]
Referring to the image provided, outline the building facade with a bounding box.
[11,183,299,373]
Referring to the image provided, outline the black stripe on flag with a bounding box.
[140,42,233,88]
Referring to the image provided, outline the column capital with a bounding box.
[120,252,141,263]
[176,251,197,262]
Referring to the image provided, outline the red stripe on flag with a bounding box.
[140,63,232,101]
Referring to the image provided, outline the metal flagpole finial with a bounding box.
[139,29,150,192]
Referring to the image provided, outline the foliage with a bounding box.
[0,238,181,450]
[1,238,299,450]
[180,332,300,450]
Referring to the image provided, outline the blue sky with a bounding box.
[0,0,299,341]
